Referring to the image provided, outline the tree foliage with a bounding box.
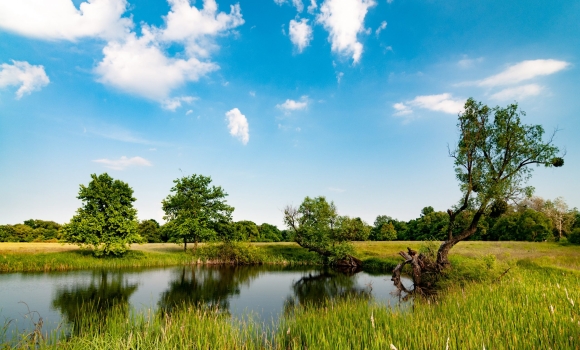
[284,196,360,266]
[162,174,234,250]
[62,173,141,256]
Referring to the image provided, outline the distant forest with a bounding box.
[2,196,579,244]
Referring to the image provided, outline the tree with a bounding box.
[62,173,141,256]
[392,99,564,294]
[336,216,372,241]
[544,197,575,241]
[162,174,234,251]
[138,219,162,243]
[284,196,362,267]
[233,220,260,241]
[258,223,282,242]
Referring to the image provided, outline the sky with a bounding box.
[0,0,579,227]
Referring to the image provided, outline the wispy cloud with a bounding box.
[474,59,569,87]
[457,56,484,69]
[490,84,543,101]
[0,60,49,98]
[328,187,345,193]
[161,96,196,111]
[88,124,155,145]
[93,156,152,170]
[375,21,387,36]
[225,108,249,145]
[393,93,465,120]
[277,95,308,113]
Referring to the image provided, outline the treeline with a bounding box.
[3,197,579,244]
[369,197,580,243]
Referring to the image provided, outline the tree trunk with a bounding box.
[194,238,198,252]
[184,238,187,251]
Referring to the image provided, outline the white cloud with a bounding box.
[316,0,376,63]
[393,93,465,118]
[276,96,308,113]
[375,21,386,36]
[392,102,412,116]
[161,95,196,111]
[225,108,249,145]
[94,0,243,105]
[95,33,218,101]
[249,91,256,97]
[336,71,344,83]
[457,56,484,69]
[289,18,313,53]
[0,0,132,40]
[490,84,543,101]
[155,0,244,58]
[293,0,304,12]
[93,156,152,170]
[477,59,569,87]
[186,109,193,115]
[307,0,317,13]
[328,187,345,193]
[0,60,49,98]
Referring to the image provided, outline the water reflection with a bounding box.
[158,266,262,315]
[284,268,371,313]
[51,270,137,334]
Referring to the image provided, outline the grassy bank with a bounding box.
[4,258,578,349]
[1,241,578,273]
[0,242,322,273]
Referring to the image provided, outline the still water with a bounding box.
[0,265,410,338]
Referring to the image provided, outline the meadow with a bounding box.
[1,241,579,349]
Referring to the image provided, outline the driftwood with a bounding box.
[391,247,439,296]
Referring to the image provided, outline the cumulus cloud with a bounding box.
[0,60,49,98]
[94,0,243,105]
[490,84,543,101]
[375,21,386,36]
[155,0,244,58]
[95,32,218,101]
[289,18,313,52]
[317,0,376,63]
[476,59,569,87]
[225,108,249,145]
[276,96,308,113]
[393,93,465,118]
[0,0,132,40]
[93,156,152,170]
[274,0,304,12]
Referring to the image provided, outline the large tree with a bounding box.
[393,98,564,293]
[162,174,234,251]
[284,196,362,267]
[62,173,141,256]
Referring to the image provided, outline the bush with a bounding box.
[194,242,266,264]
[568,228,580,244]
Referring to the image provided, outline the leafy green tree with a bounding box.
[258,223,282,242]
[393,99,564,293]
[284,196,361,266]
[233,220,259,241]
[138,219,162,243]
[162,174,234,251]
[62,173,141,256]
[336,216,371,241]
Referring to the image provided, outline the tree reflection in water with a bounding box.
[51,270,137,334]
[158,265,262,316]
[284,268,371,314]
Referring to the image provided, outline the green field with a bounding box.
[2,241,579,349]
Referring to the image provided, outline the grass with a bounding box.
[0,242,322,273]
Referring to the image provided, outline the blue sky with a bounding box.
[1,0,578,227]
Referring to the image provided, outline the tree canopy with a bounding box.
[62,173,141,256]
[162,174,234,250]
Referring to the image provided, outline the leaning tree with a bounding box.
[392,98,564,294]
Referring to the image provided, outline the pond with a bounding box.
[0,265,411,340]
